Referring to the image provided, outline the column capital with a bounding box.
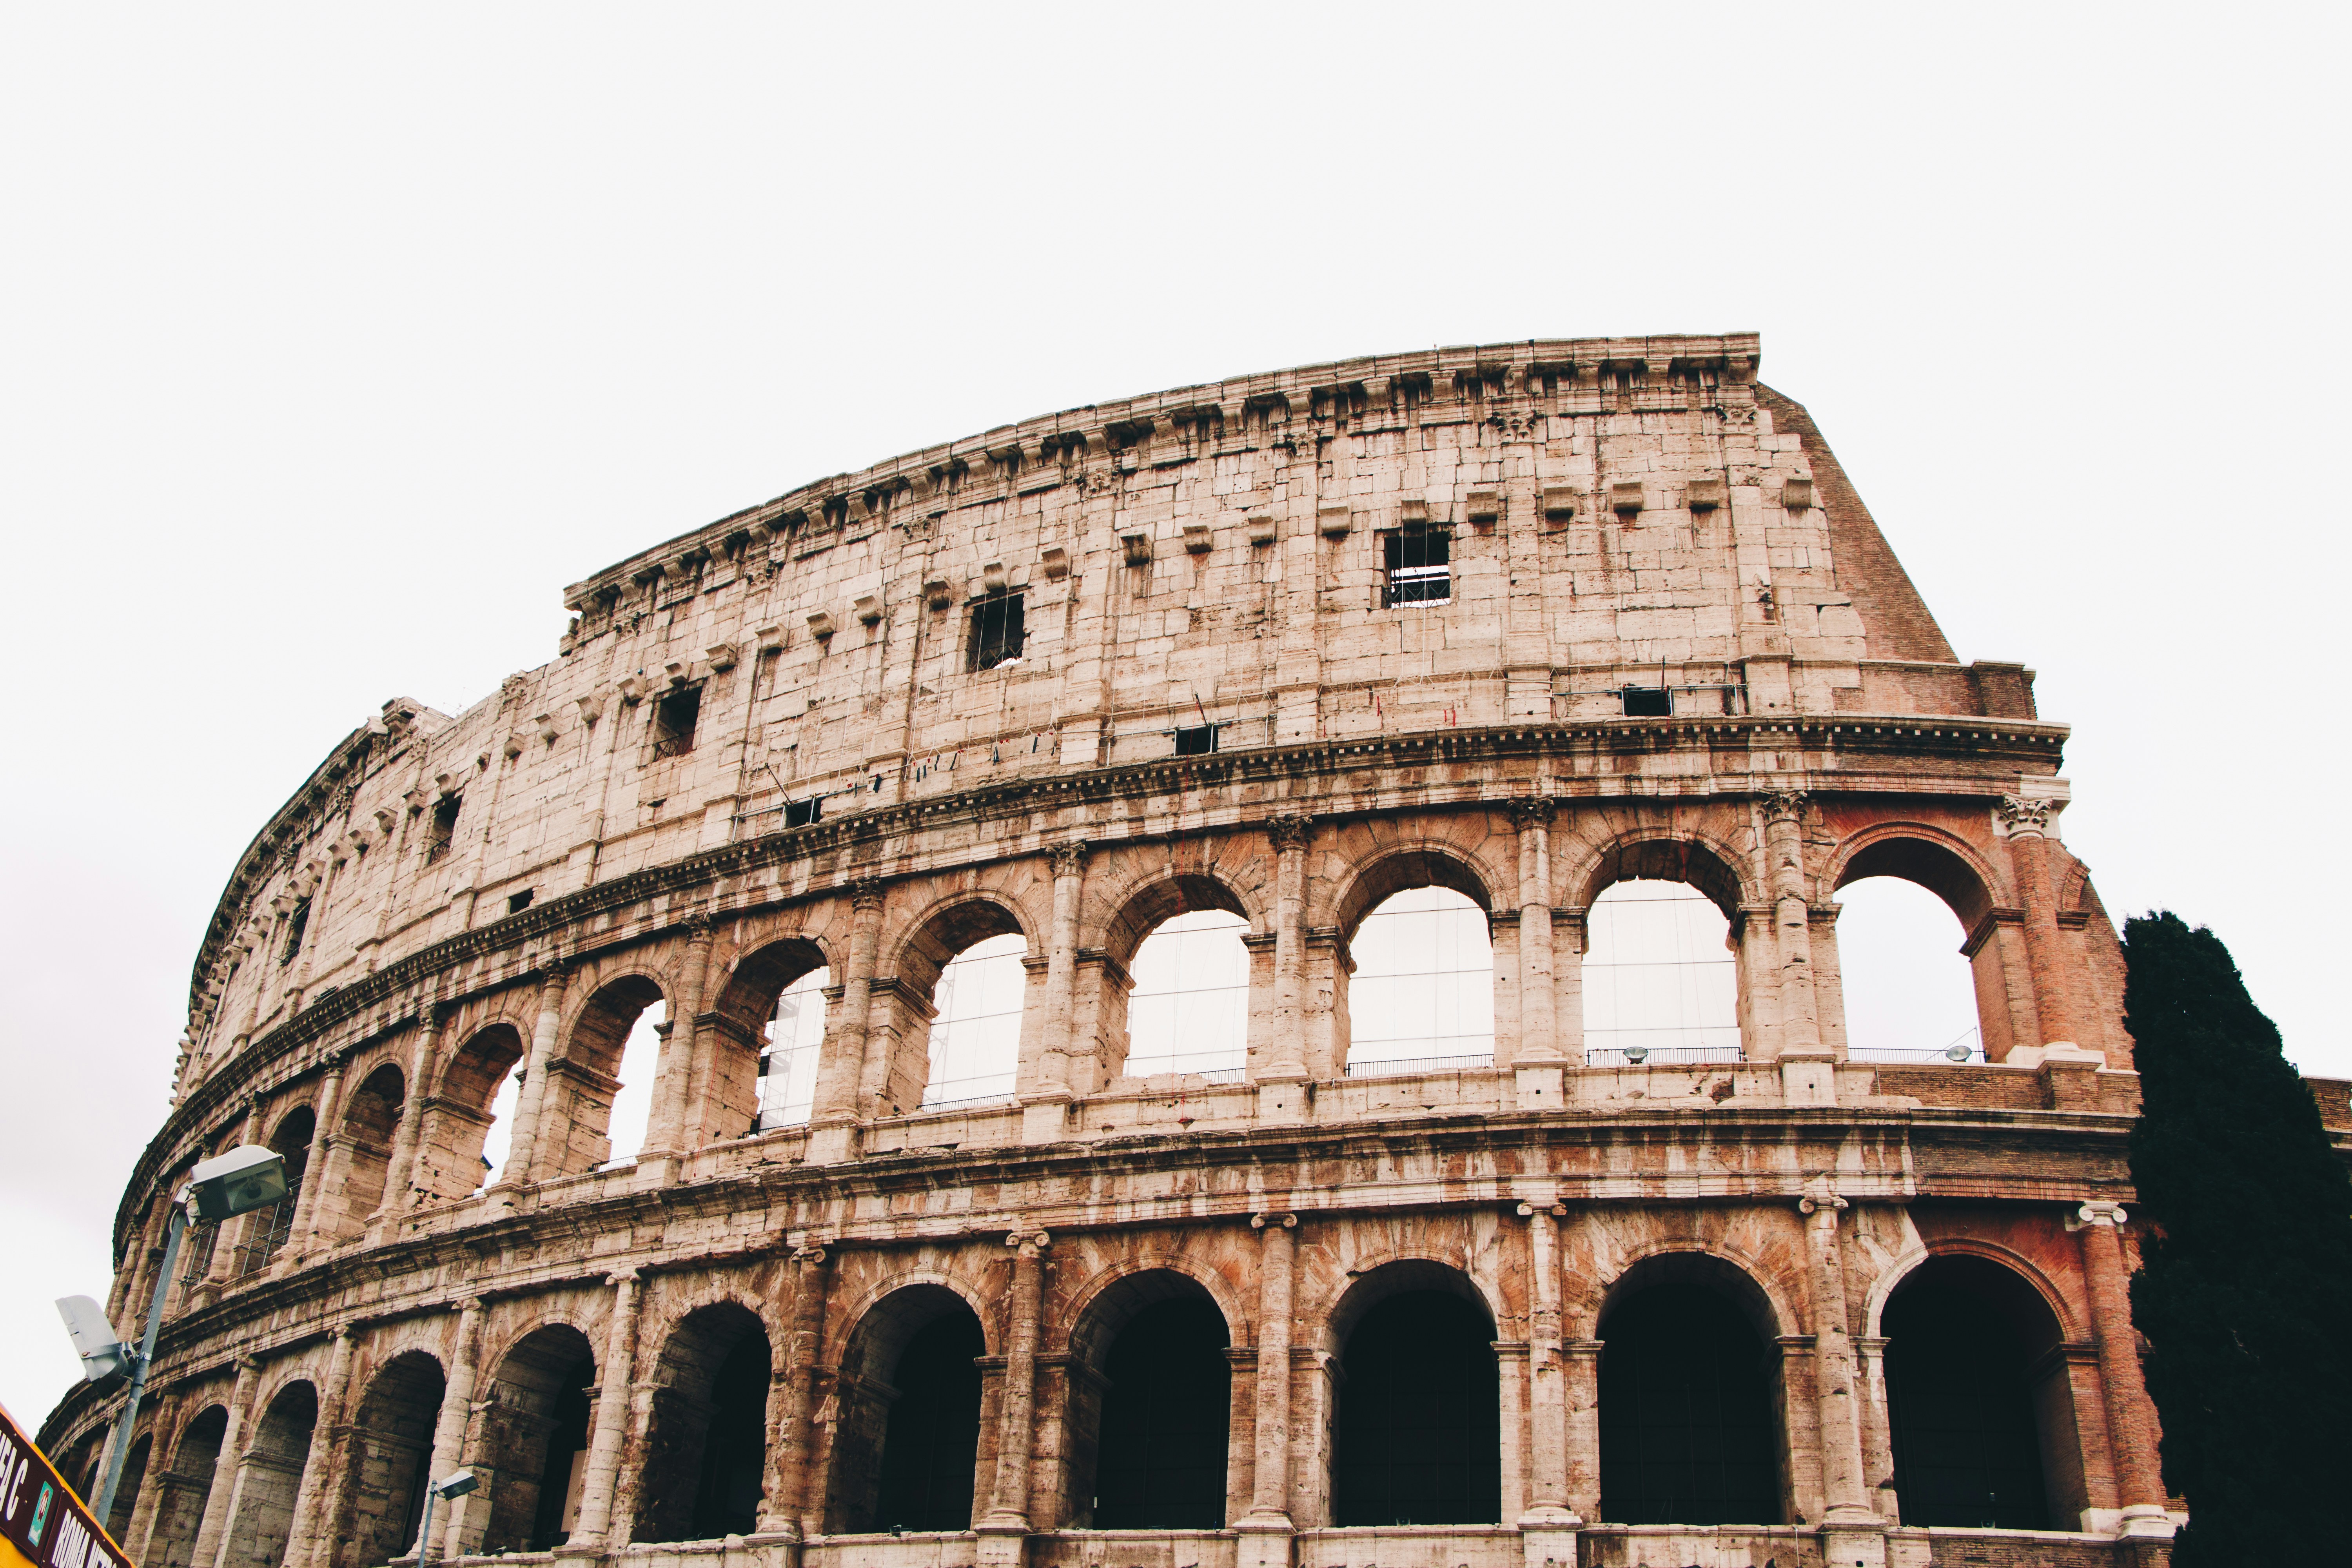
[849,876,887,911]
[2070,1199,2128,1229]
[1268,814,1312,852]
[1798,1176,1848,1216]
[1760,788,1810,824]
[789,1243,831,1266]
[605,1267,641,1287]
[1004,1229,1051,1253]
[1509,795,1558,829]
[1998,793,2054,838]
[1251,1211,1298,1230]
[682,910,715,942]
[1048,839,1090,877]
[1515,1200,1567,1218]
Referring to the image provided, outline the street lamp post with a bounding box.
[56,1144,288,1529]
[414,1470,477,1568]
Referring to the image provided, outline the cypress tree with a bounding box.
[2122,911,2352,1562]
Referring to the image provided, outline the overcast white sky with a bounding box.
[4,6,2345,1430]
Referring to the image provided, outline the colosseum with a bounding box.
[49,332,2294,1568]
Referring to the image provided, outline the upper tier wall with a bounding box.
[178,335,2024,1094]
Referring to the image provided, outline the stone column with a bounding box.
[982,1233,1049,1536]
[285,1060,343,1263]
[1563,1339,1603,1521]
[765,1244,832,1539]
[1801,1182,1884,1565]
[1258,819,1312,1123]
[190,1355,261,1568]
[420,1299,483,1560]
[645,915,714,1169]
[571,1270,643,1548]
[1022,843,1089,1142]
[284,1327,355,1568]
[1553,908,1587,1069]
[1515,1199,1580,1565]
[2074,1202,2174,1540]
[1855,1334,1898,1524]
[1239,1211,1296,1568]
[1762,791,1834,1103]
[373,1005,447,1221]
[1512,802,1566,1112]
[2000,797,2092,1055]
[496,959,571,1191]
[808,880,884,1163]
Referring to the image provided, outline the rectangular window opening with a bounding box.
[425,795,461,865]
[279,898,311,966]
[1383,528,1452,607]
[783,796,822,829]
[653,686,702,759]
[967,593,1027,671]
[1174,723,1219,757]
[507,889,535,915]
[1620,685,1673,718]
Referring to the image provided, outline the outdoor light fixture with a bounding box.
[415,1470,478,1568]
[1623,1043,1650,1064]
[1945,1039,1974,1063]
[56,1144,287,1526]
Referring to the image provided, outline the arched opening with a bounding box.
[344,1351,445,1566]
[1597,1259,1782,1525]
[474,1325,596,1555]
[635,1303,773,1543]
[238,1109,314,1276]
[1330,1264,1501,1525]
[1064,1272,1232,1529]
[1582,880,1741,1065]
[108,1431,151,1544]
[566,977,666,1172]
[1123,912,1250,1080]
[148,1405,228,1568]
[826,1287,987,1534]
[1345,888,1495,1076]
[223,1381,318,1568]
[760,971,829,1131]
[710,939,831,1140]
[332,1068,405,1238]
[1833,837,2005,1062]
[421,1024,524,1199]
[1835,878,1981,1062]
[1884,1255,2069,1530]
[924,934,1027,1109]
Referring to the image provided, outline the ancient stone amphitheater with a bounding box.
[53,333,2298,1568]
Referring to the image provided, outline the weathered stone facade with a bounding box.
[53,335,2334,1568]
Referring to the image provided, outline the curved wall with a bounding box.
[47,336,2198,1568]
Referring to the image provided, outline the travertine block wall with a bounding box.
[53,336,2321,1568]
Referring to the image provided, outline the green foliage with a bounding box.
[2123,911,2352,1563]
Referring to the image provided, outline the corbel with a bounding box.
[1398,498,1430,528]
[853,597,882,627]
[1121,534,1152,567]
[982,561,1008,593]
[702,643,740,671]
[1245,513,1277,546]
[502,732,526,759]
[923,579,953,611]
[1780,475,1814,510]
[806,611,836,642]
[1463,490,1501,526]
[1610,480,1646,517]
[1040,546,1069,580]
[1317,505,1353,539]
[753,624,785,652]
[1182,523,1213,555]
[534,712,560,743]
[1686,476,1725,512]
[1541,486,1579,523]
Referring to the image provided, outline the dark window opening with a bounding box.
[1333,1290,1501,1524]
[426,795,461,865]
[1174,723,1218,757]
[1620,685,1673,717]
[967,593,1027,671]
[279,898,311,965]
[654,686,702,759]
[1599,1282,1779,1525]
[875,1313,985,1530]
[690,1335,773,1539]
[1886,1274,2051,1529]
[1093,1298,1232,1528]
[528,1368,595,1551]
[784,796,822,829]
[508,889,535,915]
[1383,529,1452,607]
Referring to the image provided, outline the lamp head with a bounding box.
[54,1295,132,1383]
[431,1471,478,1501]
[187,1145,290,1222]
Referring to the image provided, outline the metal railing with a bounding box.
[1583,1044,1746,1067]
[1849,1028,1985,1065]
[1345,1052,1496,1078]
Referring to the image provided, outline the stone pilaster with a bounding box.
[283,1327,354,1568]
[2072,1201,2174,1541]
[1238,1211,1297,1568]
[570,1270,643,1548]
[979,1231,1049,1564]
[1515,1197,1580,1566]
[643,914,714,1171]
[286,1059,344,1261]
[808,880,884,1161]
[1021,843,1088,1142]
[1511,800,1566,1111]
[1258,819,1311,1124]
[1762,791,1834,1103]
[2000,795,2096,1060]
[421,1298,483,1559]
[496,958,571,1192]
[189,1355,261,1568]
[764,1243,831,1540]
[1801,1181,1884,1565]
